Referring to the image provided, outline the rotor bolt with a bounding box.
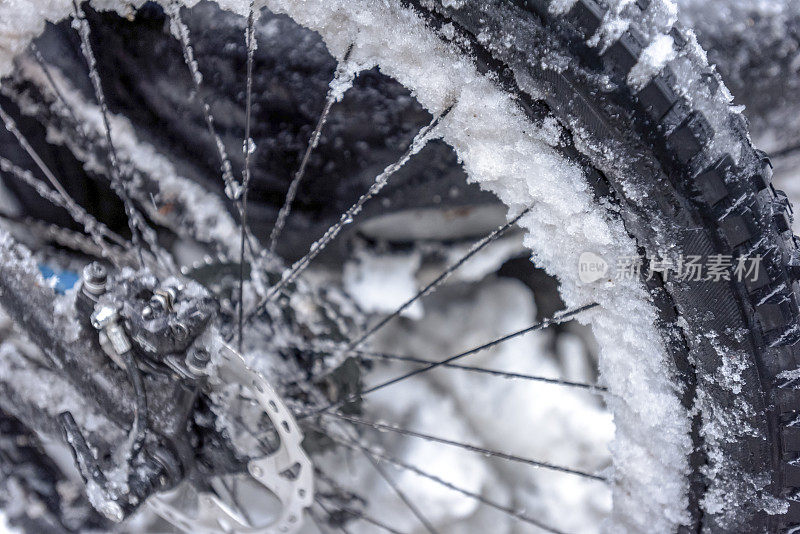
[172,323,189,341]
[186,349,210,375]
[191,349,209,366]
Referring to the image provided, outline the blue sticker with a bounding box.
[38,264,80,294]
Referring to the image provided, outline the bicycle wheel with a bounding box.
[0,0,798,532]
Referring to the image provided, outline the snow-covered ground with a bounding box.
[320,250,614,533]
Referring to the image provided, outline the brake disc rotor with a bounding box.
[149,343,313,534]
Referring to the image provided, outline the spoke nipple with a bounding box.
[343,42,355,62]
[440,100,456,119]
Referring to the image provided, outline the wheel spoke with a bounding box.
[30,43,84,138]
[326,412,607,482]
[166,0,239,200]
[325,427,567,534]
[167,0,267,340]
[313,499,352,534]
[298,342,605,391]
[334,423,439,534]
[314,467,406,534]
[24,44,127,253]
[238,1,256,351]
[347,206,532,351]
[268,44,355,254]
[166,1,262,254]
[250,106,453,315]
[15,52,241,258]
[315,496,406,534]
[0,150,125,249]
[71,0,173,271]
[8,217,131,263]
[350,348,606,392]
[0,110,128,262]
[299,302,599,419]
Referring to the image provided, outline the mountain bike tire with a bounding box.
[438,1,799,531]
